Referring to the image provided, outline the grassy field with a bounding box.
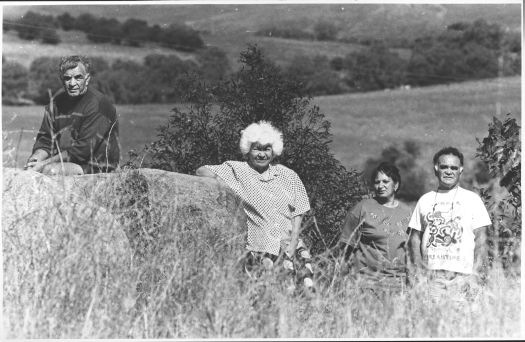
[2,166,522,339]
[4,76,521,188]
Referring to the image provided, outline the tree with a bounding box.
[196,47,232,82]
[2,61,29,104]
[144,45,366,253]
[56,12,75,31]
[27,57,62,105]
[121,18,150,47]
[86,17,123,44]
[313,20,338,41]
[476,114,521,269]
[160,23,204,51]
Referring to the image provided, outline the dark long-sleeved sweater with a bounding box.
[32,87,120,173]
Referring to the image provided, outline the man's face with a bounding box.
[61,64,90,97]
[435,154,463,190]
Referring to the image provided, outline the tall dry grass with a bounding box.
[2,167,521,339]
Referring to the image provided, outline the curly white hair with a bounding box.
[239,121,284,156]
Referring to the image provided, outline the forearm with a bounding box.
[407,229,424,283]
[473,226,489,275]
[196,166,217,178]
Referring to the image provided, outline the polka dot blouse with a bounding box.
[205,161,311,256]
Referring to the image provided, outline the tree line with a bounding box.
[282,19,520,96]
[3,10,204,51]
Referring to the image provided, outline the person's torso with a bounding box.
[354,198,412,277]
[417,188,481,274]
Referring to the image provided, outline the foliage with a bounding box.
[196,47,232,82]
[313,20,339,41]
[256,25,314,40]
[145,45,366,253]
[27,57,62,105]
[56,12,75,31]
[11,11,61,45]
[476,114,521,269]
[86,17,123,44]
[341,42,408,91]
[159,23,204,51]
[2,60,30,104]
[121,18,150,47]
[407,19,518,86]
[284,54,347,96]
[362,140,427,203]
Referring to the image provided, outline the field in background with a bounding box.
[2,3,520,70]
[3,76,521,191]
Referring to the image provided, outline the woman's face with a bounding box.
[247,142,274,172]
[373,171,398,201]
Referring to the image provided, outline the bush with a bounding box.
[313,20,339,41]
[121,18,150,47]
[145,45,366,254]
[14,11,59,44]
[56,12,75,31]
[2,60,29,104]
[86,17,123,44]
[27,57,62,105]
[476,114,521,270]
[160,23,204,51]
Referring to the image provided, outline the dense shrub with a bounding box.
[407,19,518,86]
[86,17,123,44]
[56,12,75,31]
[27,57,62,105]
[160,23,204,51]
[195,47,232,82]
[145,45,366,253]
[341,42,408,91]
[2,60,30,105]
[12,11,60,44]
[121,18,150,47]
[476,114,521,269]
[313,20,339,41]
[285,54,347,96]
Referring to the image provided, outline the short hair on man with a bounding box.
[371,162,402,191]
[433,146,464,166]
[58,55,91,77]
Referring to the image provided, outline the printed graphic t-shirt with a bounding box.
[408,187,492,274]
[205,161,311,256]
[340,198,413,278]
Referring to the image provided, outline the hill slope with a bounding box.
[2,3,521,69]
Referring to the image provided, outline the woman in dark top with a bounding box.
[338,162,412,294]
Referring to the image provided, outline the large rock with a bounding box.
[2,167,247,338]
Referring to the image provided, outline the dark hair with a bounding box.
[58,55,91,77]
[433,146,464,166]
[371,162,401,191]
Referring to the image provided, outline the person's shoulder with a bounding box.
[274,164,299,177]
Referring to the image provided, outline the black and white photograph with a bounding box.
[1,0,522,339]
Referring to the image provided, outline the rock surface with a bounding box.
[2,167,247,338]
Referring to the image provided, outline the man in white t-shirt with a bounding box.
[407,147,491,302]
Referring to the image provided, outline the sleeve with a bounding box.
[339,201,364,247]
[32,105,55,155]
[291,172,311,217]
[204,162,243,195]
[67,109,115,164]
[472,194,492,229]
[408,199,423,231]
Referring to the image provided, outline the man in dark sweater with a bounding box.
[24,55,120,175]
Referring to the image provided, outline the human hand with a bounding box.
[24,159,45,172]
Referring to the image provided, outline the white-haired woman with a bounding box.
[196,121,314,291]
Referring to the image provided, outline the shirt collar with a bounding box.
[247,163,280,182]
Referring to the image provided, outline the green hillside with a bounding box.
[2,3,521,69]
